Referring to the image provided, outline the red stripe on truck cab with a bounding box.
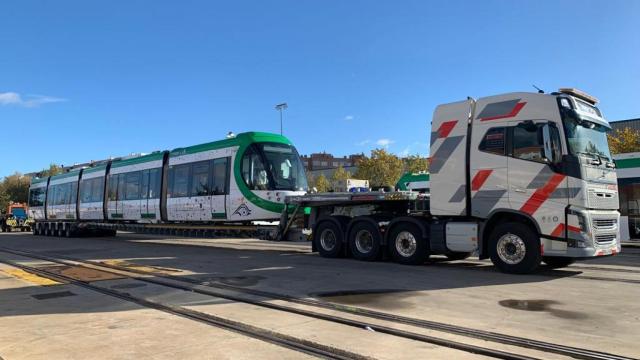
[438,120,458,138]
[520,173,565,215]
[471,169,493,191]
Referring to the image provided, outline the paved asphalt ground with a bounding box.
[0,232,638,359]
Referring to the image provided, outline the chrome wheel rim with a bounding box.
[497,233,526,265]
[319,228,337,251]
[355,230,374,254]
[395,231,417,257]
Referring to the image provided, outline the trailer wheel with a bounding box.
[315,220,344,258]
[348,220,382,261]
[446,252,473,261]
[388,222,429,265]
[543,256,574,269]
[64,226,72,238]
[489,222,541,274]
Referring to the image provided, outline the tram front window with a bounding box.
[241,143,308,192]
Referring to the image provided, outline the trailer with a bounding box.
[284,88,622,274]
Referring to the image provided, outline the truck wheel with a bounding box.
[315,221,344,258]
[543,256,574,269]
[489,222,541,274]
[348,220,382,261]
[446,252,473,261]
[388,222,429,265]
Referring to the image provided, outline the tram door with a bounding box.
[189,161,214,221]
[140,168,161,221]
[210,157,229,221]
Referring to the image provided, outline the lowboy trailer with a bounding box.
[283,88,621,274]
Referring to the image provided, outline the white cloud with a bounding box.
[0,92,67,108]
[376,138,394,148]
[356,139,371,146]
[344,115,354,121]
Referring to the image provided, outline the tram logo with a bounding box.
[233,204,252,217]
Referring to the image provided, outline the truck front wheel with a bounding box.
[388,223,429,265]
[315,220,344,258]
[489,222,541,274]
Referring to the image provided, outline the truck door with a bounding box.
[211,157,229,220]
[470,126,510,218]
[507,121,567,234]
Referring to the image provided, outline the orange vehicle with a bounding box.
[1,202,33,232]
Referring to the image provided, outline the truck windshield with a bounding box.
[11,208,27,219]
[563,116,612,161]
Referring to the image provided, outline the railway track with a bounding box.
[0,246,634,360]
[0,254,358,360]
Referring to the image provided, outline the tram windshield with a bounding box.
[241,143,308,192]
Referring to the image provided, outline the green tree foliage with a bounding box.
[314,174,330,193]
[355,148,404,187]
[0,173,30,211]
[39,164,63,177]
[608,128,640,155]
[330,166,351,190]
[403,154,429,173]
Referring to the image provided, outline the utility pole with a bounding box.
[275,103,288,135]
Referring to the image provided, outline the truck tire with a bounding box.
[388,222,429,265]
[315,220,344,258]
[446,252,473,261]
[489,222,541,274]
[543,256,574,269]
[348,220,382,261]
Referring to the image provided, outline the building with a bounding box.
[610,118,640,132]
[300,152,365,171]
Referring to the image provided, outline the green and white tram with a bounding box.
[28,132,308,232]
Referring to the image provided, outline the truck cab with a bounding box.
[430,88,620,272]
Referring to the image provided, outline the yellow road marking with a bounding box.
[102,260,181,274]
[2,269,62,286]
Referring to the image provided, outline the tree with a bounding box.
[355,148,404,187]
[330,166,351,191]
[0,172,30,210]
[608,128,640,155]
[39,164,63,177]
[306,172,315,190]
[403,154,429,174]
[314,174,330,193]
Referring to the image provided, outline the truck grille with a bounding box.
[592,219,617,230]
[588,190,618,209]
[594,233,616,244]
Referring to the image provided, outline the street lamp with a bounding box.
[275,102,288,135]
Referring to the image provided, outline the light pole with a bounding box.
[275,102,288,135]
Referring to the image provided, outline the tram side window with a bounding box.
[108,174,119,201]
[124,172,141,200]
[29,188,45,207]
[169,164,190,198]
[148,168,161,199]
[212,158,229,195]
[92,177,105,202]
[80,179,92,203]
[117,173,126,201]
[69,182,77,205]
[190,161,211,196]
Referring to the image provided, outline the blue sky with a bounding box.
[1,1,639,177]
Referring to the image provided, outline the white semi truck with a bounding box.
[284,88,621,274]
